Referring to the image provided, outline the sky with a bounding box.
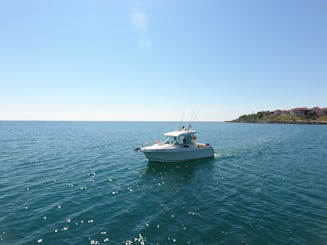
[0,0,326,121]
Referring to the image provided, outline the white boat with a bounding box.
[135,126,214,162]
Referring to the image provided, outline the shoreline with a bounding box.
[228,121,327,125]
[231,107,327,125]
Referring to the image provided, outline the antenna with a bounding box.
[179,111,184,129]
[189,105,198,128]
[194,107,200,122]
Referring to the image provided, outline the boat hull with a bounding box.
[141,147,214,162]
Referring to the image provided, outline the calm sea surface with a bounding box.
[1,121,327,245]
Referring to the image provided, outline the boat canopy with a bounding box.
[164,130,196,137]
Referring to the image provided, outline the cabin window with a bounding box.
[161,136,176,144]
[176,136,184,144]
[161,134,194,145]
[175,135,192,144]
[184,135,192,144]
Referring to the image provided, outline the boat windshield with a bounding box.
[160,134,194,145]
[160,136,176,144]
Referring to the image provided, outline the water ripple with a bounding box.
[1,122,327,244]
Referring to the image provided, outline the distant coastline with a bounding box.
[230,107,327,124]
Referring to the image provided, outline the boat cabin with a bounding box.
[160,129,197,145]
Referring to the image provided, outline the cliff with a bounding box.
[231,107,327,124]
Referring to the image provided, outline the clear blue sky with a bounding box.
[1,0,326,121]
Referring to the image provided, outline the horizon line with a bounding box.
[0,119,226,123]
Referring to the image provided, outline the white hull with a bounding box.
[141,146,214,162]
[135,126,215,163]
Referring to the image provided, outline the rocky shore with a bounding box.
[230,107,327,124]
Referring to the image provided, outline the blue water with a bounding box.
[1,121,327,244]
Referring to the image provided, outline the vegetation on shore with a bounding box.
[231,107,327,124]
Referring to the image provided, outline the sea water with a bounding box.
[1,121,327,244]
